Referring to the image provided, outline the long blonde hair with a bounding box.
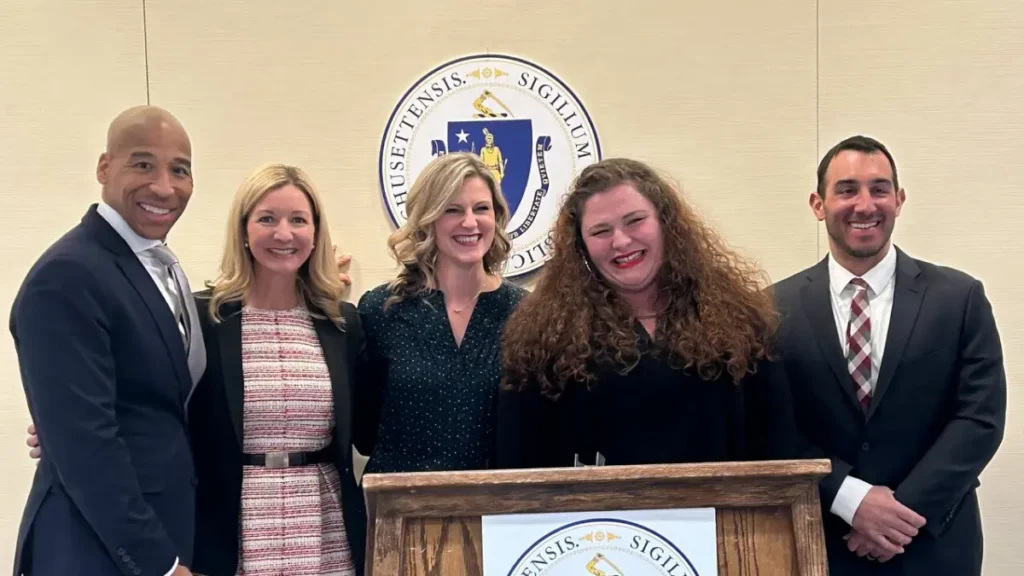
[384,152,512,309]
[207,164,347,326]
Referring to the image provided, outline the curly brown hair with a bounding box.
[501,158,779,398]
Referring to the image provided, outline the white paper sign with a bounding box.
[482,508,718,576]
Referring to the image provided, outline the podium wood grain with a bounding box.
[363,460,830,576]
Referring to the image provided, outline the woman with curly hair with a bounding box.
[356,152,528,474]
[496,157,802,468]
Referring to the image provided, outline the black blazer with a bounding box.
[773,247,1006,575]
[187,291,367,576]
[11,206,196,576]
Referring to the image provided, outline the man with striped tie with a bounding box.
[772,135,1006,575]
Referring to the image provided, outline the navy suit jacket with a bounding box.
[11,205,197,576]
[773,247,1006,575]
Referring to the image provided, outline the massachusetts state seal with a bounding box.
[378,54,601,277]
[507,518,702,576]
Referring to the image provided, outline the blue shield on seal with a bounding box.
[446,119,533,216]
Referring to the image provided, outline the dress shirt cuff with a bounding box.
[830,475,873,525]
[163,556,179,576]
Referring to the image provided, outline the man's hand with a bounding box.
[26,424,40,459]
[845,530,896,562]
[334,247,352,287]
[851,486,926,556]
[172,566,193,576]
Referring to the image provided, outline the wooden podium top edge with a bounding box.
[361,458,831,492]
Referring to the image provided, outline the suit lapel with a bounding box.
[867,250,925,420]
[216,305,245,448]
[116,257,192,399]
[314,315,352,459]
[800,258,865,411]
[84,206,192,399]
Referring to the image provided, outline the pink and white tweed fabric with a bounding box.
[236,306,354,576]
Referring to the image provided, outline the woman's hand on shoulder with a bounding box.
[334,246,353,287]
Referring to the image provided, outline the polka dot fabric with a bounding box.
[357,281,527,474]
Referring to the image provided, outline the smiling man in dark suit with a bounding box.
[773,135,1006,575]
[11,106,205,576]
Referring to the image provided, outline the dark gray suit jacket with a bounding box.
[773,247,1006,575]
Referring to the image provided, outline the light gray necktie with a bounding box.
[147,244,206,393]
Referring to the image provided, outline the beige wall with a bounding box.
[1,0,1020,573]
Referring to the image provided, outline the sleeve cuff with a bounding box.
[830,475,873,525]
[163,557,179,576]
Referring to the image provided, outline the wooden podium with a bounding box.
[362,459,831,575]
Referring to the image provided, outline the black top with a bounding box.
[356,280,528,474]
[496,323,804,469]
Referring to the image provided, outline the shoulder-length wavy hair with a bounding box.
[501,158,779,398]
[384,152,512,309]
[207,163,347,326]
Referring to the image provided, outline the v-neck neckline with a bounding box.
[434,287,493,351]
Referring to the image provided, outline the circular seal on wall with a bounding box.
[378,54,602,278]
[507,518,701,576]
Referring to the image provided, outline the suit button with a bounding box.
[133,569,141,575]
[861,442,871,451]
[117,547,126,556]
[123,554,132,563]
[127,560,136,570]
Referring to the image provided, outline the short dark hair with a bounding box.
[816,135,899,197]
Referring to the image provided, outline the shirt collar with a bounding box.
[96,201,164,255]
[828,244,897,296]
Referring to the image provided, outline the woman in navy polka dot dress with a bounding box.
[354,153,527,474]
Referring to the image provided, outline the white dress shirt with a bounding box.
[826,245,897,525]
[96,202,183,576]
